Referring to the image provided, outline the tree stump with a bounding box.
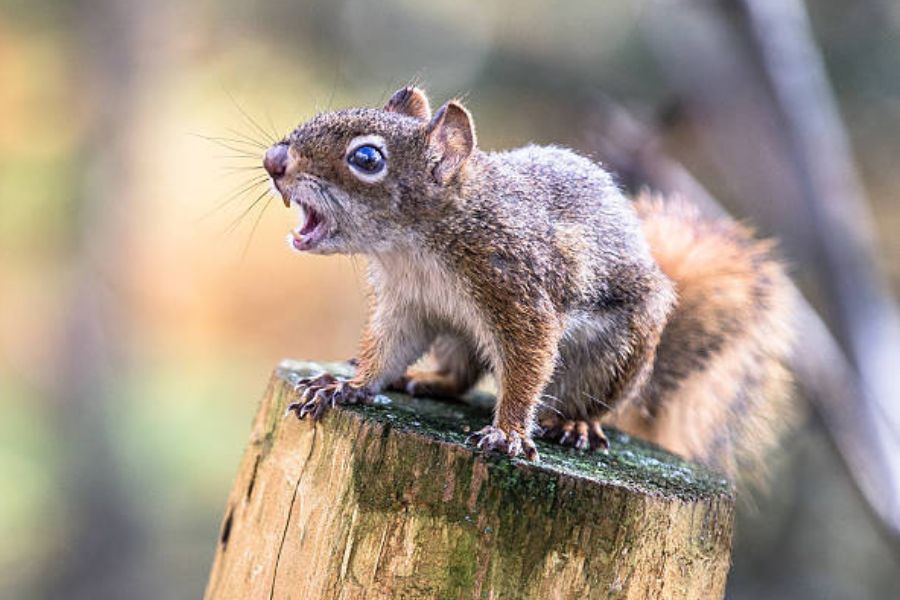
[205,361,735,600]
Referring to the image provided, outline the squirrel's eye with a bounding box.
[347,144,385,174]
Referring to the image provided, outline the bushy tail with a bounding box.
[608,194,796,490]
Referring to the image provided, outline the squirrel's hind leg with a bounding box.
[534,368,612,452]
[537,414,609,452]
[387,334,486,400]
[533,300,669,453]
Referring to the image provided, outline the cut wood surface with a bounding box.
[204,360,735,600]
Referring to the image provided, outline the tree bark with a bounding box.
[205,361,735,600]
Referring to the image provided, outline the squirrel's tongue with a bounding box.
[290,201,329,252]
[297,203,321,235]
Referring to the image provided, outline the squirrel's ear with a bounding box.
[384,86,432,120]
[426,101,476,185]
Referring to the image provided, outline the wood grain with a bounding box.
[205,361,735,600]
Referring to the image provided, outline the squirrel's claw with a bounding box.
[286,373,373,421]
[467,425,539,461]
[538,416,609,453]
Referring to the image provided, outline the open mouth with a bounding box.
[289,199,330,251]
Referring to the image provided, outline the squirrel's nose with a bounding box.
[263,143,289,179]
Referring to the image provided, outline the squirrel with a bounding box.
[263,86,795,483]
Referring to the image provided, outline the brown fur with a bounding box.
[607,195,795,484]
[273,87,795,481]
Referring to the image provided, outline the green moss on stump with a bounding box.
[276,359,733,503]
[206,359,736,600]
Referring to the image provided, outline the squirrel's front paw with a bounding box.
[466,425,539,461]
[286,373,374,421]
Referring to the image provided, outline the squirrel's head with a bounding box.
[264,86,477,255]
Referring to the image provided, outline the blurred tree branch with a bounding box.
[588,97,900,546]
[735,0,900,529]
[605,0,900,542]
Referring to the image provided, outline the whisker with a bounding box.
[202,142,262,159]
[540,404,565,418]
[226,188,270,234]
[218,174,268,200]
[215,155,263,163]
[241,195,272,259]
[226,127,271,149]
[222,172,269,193]
[581,391,612,410]
[226,90,279,146]
[200,138,262,156]
[198,176,267,222]
[540,393,562,404]
[192,132,267,150]
[263,110,283,144]
[218,169,265,181]
[220,165,265,173]
[223,175,269,200]
[539,394,565,412]
[192,133,263,156]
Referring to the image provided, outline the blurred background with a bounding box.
[2,0,899,598]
